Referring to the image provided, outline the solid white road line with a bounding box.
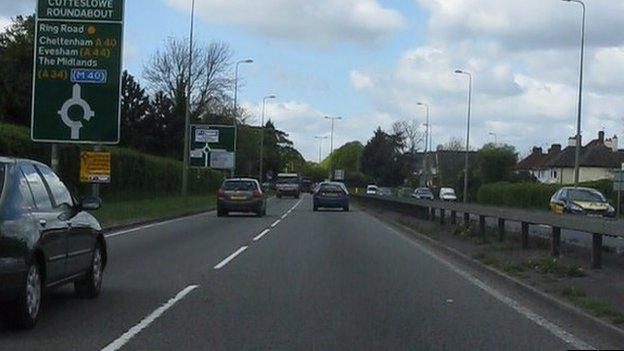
[271,219,281,228]
[101,285,199,351]
[372,217,594,350]
[214,246,248,270]
[253,229,271,242]
[281,213,289,220]
[105,212,212,239]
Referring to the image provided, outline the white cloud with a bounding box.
[421,0,624,50]
[0,17,10,31]
[240,99,394,161]
[349,0,624,154]
[165,0,405,46]
[349,70,374,90]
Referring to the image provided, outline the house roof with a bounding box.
[546,144,624,168]
[517,146,561,171]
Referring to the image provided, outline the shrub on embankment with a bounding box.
[0,123,223,200]
[477,180,617,210]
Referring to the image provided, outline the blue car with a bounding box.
[313,182,349,212]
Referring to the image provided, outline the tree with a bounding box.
[0,15,35,125]
[439,137,465,151]
[322,141,363,173]
[362,127,406,186]
[120,71,150,148]
[143,38,234,122]
[477,143,518,184]
[392,120,424,154]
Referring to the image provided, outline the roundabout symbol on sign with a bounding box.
[57,84,96,140]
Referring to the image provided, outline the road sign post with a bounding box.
[615,171,624,218]
[189,125,236,171]
[32,0,125,144]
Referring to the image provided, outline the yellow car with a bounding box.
[549,187,615,218]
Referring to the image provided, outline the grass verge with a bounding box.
[561,287,624,324]
[97,194,216,228]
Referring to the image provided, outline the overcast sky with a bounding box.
[3,0,624,160]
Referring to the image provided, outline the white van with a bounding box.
[366,185,379,195]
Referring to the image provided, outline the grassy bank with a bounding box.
[97,194,217,228]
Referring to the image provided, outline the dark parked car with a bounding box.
[217,178,267,217]
[412,187,434,200]
[313,182,349,212]
[0,158,106,329]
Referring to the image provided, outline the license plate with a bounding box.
[231,196,247,200]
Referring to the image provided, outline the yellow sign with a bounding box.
[80,151,111,184]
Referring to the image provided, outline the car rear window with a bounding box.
[277,178,300,184]
[320,185,344,193]
[223,181,256,191]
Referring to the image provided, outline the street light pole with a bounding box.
[315,136,328,164]
[562,0,586,187]
[455,69,473,203]
[232,59,253,178]
[417,102,430,186]
[181,0,195,196]
[489,132,498,144]
[259,95,276,182]
[325,116,342,179]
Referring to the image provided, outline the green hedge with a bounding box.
[1,123,223,200]
[477,180,618,210]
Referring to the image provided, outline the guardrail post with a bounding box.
[440,209,446,225]
[521,222,529,249]
[591,234,603,270]
[430,208,436,222]
[464,212,470,229]
[479,215,486,238]
[451,211,457,225]
[551,227,561,257]
[498,218,505,242]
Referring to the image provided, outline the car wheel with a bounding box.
[344,205,350,212]
[11,260,43,329]
[75,243,104,299]
[313,205,318,211]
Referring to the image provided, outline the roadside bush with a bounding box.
[477,179,618,210]
[1,123,224,200]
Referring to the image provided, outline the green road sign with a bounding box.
[189,125,236,170]
[32,0,124,144]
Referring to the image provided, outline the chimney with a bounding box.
[599,131,605,144]
[549,144,562,155]
[532,147,543,155]
[605,135,619,152]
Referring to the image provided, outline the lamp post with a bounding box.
[562,0,586,187]
[181,0,196,196]
[325,116,342,179]
[259,94,276,182]
[417,102,430,186]
[232,58,254,177]
[455,69,473,203]
[315,136,328,164]
[489,132,498,144]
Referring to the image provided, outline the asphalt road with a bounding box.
[0,195,596,350]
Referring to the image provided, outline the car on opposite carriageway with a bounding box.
[0,157,106,329]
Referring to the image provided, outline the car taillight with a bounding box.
[252,189,262,198]
[217,189,225,198]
